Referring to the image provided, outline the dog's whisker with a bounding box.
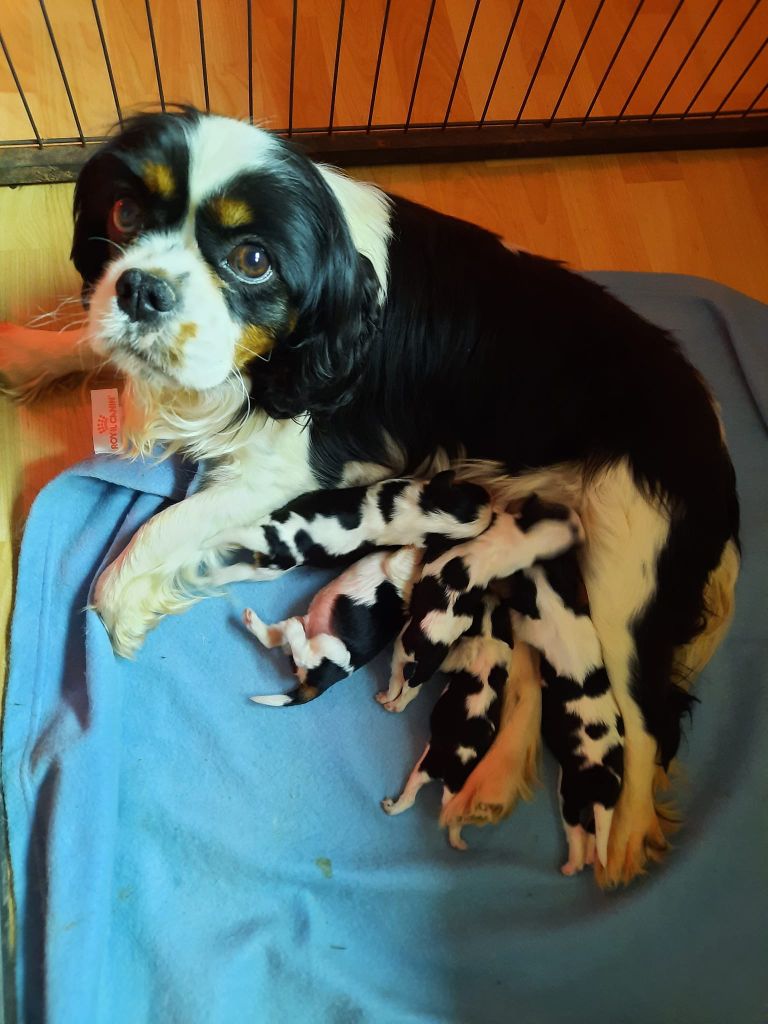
[89,235,129,258]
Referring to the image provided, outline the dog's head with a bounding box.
[72,109,387,419]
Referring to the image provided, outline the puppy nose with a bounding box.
[115,269,177,322]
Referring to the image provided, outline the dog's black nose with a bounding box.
[115,269,177,322]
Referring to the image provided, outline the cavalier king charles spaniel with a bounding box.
[2,108,740,885]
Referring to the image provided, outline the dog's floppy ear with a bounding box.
[251,249,381,421]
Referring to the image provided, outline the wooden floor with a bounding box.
[2,144,768,692]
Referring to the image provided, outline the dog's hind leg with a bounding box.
[440,641,541,831]
[382,746,432,815]
[242,608,288,649]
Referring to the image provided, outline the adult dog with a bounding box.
[2,109,739,885]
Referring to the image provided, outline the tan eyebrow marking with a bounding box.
[143,161,175,199]
[209,196,252,228]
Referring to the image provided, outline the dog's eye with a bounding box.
[110,198,142,239]
[226,243,272,283]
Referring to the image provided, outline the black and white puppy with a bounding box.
[243,547,418,705]
[378,496,583,713]
[505,542,625,875]
[382,592,513,851]
[6,108,739,883]
[209,471,493,585]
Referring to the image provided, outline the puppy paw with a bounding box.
[381,798,396,814]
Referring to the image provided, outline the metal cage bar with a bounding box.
[328,0,346,132]
[0,0,766,185]
[405,0,438,130]
[583,0,645,124]
[548,0,606,125]
[91,0,122,125]
[442,0,482,128]
[712,35,768,117]
[480,0,525,126]
[616,0,684,123]
[0,31,43,147]
[367,0,392,131]
[38,0,85,143]
[681,0,762,118]
[648,0,725,122]
[515,0,567,126]
[144,0,166,111]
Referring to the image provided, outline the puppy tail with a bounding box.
[249,683,318,707]
[249,693,296,707]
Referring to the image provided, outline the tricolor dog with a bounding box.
[3,109,740,884]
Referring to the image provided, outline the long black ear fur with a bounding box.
[250,250,381,421]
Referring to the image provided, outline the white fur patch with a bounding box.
[185,116,277,207]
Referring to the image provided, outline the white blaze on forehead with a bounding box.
[185,116,278,207]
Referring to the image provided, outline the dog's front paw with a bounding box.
[593,788,672,888]
[93,553,197,657]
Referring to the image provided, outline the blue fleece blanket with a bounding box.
[4,273,767,1024]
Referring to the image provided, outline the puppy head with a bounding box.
[72,109,383,418]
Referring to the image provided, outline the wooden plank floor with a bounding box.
[2,144,767,693]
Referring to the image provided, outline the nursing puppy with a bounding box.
[210,471,492,586]
[4,109,740,884]
[505,547,625,875]
[378,496,583,713]
[243,547,418,705]
[382,593,513,851]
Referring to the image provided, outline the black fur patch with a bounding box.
[603,743,625,779]
[490,602,514,647]
[584,721,609,740]
[331,581,405,668]
[440,557,470,592]
[583,669,611,698]
[506,572,541,619]
[261,525,296,569]
[487,664,508,694]
[304,659,349,692]
[545,674,584,704]
[281,486,366,530]
[422,532,463,562]
[377,479,409,522]
[452,587,484,620]
[292,530,376,569]
[516,494,571,532]
[541,553,589,616]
